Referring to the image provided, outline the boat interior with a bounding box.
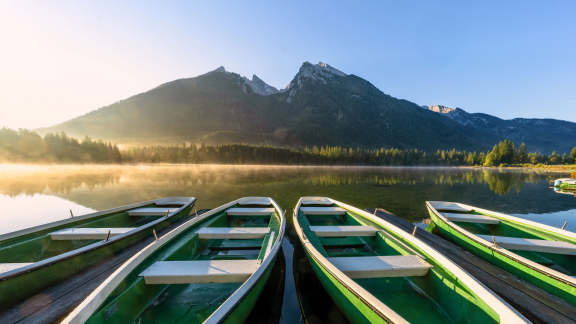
[85,200,281,324]
[0,199,189,274]
[297,198,499,324]
[433,203,576,276]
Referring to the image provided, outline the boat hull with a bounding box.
[0,199,194,309]
[62,197,285,324]
[294,197,527,323]
[221,257,277,324]
[426,204,576,306]
[304,247,386,324]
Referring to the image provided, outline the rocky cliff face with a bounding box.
[428,105,576,152]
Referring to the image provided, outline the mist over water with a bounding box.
[1,164,575,322]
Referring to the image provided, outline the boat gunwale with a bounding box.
[61,196,284,324]
[294,197,528,324]
[0,197,196,280]
[204,197,285,323]
[426,201,576,287]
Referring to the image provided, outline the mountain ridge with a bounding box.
[39,62,576,153]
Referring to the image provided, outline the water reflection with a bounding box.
[1,164,575,323]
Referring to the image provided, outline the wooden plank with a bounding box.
[300,207,346,215]
[140,260,259,284]
[49,228,135,240]
[310,225,378,237]
[443,212,500,225]
[154,201,184,206]
[301,197,333,206]
[0,263,33,274]
[431,202,473,212]
[226,207,275,216]
[478,235,576,255]
[328,255,431,278]
[367,208,576,324]
[237,198,272,206]
[127,207,175,216]
[197,227,270,239]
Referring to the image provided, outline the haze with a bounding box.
[1,1,575,129]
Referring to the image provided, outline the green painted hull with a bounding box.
[304,249,387,324]
[294,198,523,324]
[0,198,195,309]
[427,203,576,306]
[65,197,285,324]
[557,183,576,191]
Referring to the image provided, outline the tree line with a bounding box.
[0,128,575,166]
[0,128,121,163]
[123,142,576,166]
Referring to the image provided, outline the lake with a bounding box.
[0,164,575,322]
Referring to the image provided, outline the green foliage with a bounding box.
[0,128,571,167]
[0,128,121,163]
[570,146,576,163]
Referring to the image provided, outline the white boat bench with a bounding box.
[328,255,432,278]
[310,225,378,237]
[226,208,275,216]
[49,227,135,240]
[478,235,576,255]
[0,263,33,274]
[301,207,346,215]
[442,213,500,225]
[128,207,175,216]
[197,227,270,239]
[140,260,259,284]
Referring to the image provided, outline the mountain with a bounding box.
[40,62,575,152]
[426,105,576,153]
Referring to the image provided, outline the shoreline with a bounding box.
[0,163,573,174]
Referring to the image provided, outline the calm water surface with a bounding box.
[1,164,575,322]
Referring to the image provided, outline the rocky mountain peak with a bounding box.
[284,61,348,102]
[242,74,279,96]
[428,105,457,114]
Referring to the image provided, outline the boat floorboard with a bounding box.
[368,208,576,324]
[0,209,210,324]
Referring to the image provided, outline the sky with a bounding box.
[1,1,575,129]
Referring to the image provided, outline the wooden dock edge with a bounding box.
[367,208,576,324]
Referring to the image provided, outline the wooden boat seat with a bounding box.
[433,202,473,212]
[154,201,184,207]
[226,208,275,216]
[208,240,263,250]
[328,255,432,278]
[128,207,175,216]
[50,227,135,240]
[442,212,500,225]
[310,225,378,237]
[237,198,272,206]
[197,227,270,239]
[301,207,346,215]
[478,235,576,255]
[140,260,259,284]
[301,197,333,206]
[0,263,33,274]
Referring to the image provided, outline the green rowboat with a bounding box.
[294,197,528,324]
[62,197,285,324]
[0,196,196,309]
[426,201,576,306]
